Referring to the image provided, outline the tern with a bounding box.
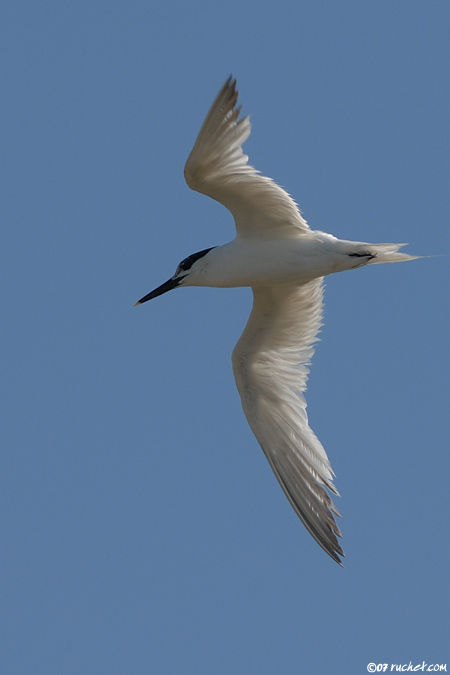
[135,77,417,564]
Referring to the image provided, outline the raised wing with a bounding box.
[184,77,310,240]
[231,279,344,564]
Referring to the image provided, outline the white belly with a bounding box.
[197,235,361,288]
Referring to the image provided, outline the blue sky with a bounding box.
[1,1,449,673]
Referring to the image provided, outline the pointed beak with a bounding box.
[134,276,184,306]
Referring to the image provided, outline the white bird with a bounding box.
[135,77,417,564]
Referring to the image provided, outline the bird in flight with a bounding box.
[135,77,417,564]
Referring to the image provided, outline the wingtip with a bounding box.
[223,74,238,99]
[331,544,345,566]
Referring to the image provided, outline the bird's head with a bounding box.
[134,247,216,305]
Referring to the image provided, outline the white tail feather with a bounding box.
[366,243,419,264]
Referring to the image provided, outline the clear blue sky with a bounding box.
[1,1,449,673]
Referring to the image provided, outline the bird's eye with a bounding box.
[175,247,216,277]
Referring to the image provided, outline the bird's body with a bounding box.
[174,234,408,289]
[136,77,417,564]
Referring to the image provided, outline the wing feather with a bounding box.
[231,279,344,564]
[184,77,310,239]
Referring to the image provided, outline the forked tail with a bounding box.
[366,243,419,264]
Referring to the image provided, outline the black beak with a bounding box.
[134,276,184,305]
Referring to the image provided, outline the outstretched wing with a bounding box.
[231,279,344,564]
[184,77,310,240]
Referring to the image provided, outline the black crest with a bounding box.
[177,247,216,273]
